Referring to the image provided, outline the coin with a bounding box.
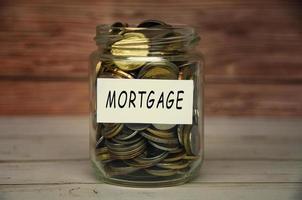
[107,139,146,160]
[148,140,180,152]
[183,125,200,156]
[146,127,176,139]
[125,123,150,131]
[183,155,199,160]
[125,151,168,168]
[156,160,190,170]
[188,125,200,156]
[106,137,145,152]
[193,108,199,125]
[145,167,177,177]
[137,20,173,41]
[140,131,179,144]
[179,63,194,80]
[152,124,176,130]
[107,67,134,79]
[110,22,128,35]
[114,127,139,141]
[111,32,149,71]
[96,147,108,155]
[138,61,178,79]
[182,125,191,155]
[177,125,186,146]
[96,152,111,162]
[137,20,170,28]
[105,160,140,176]
[93,20,202,178]
[96,136,105,148]
[95,61,102,75]
[103,123,124,138]
[110,144,146,160]
[163,151,186,162]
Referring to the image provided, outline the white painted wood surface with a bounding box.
[0,117,301,200]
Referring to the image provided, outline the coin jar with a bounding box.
[89,20,204,187]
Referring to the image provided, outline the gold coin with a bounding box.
[152,124,176,131]
[125,151,168,168]
[140,131,179,144]
[178,62,195,80]
[156,160,190,170]
[145,167,177,177]
[106,138,145,153]
[111,134,142,145]
[96,153,111,161]
[107,67,134,79]
[103,124,123,138]
[110,144,146,160]
[184,155,199,160]
[125,123,150,131]
[114,127,139,141]
[95,61,102,75]
[181,125,193,154]
[177,125,184,146]
[148,140,180,152]
[96,147,108,155]
[105,161,140,176]
[163,151,186,162]
[111,32,149,71]
[146,128,176,139]
[138,64,178,79]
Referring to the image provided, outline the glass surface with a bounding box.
[89,23,204,187]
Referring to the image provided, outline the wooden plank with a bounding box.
[206,117,302,160]
[0,117,301,161]
[0,118,89,161]
[0,80,88,115]
[205,83,302,116]
[0,183,301,200]
[0,0,301,82]
[1,80,302,116]
[0,160,301,184]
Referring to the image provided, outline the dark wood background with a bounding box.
[1,0,302,116]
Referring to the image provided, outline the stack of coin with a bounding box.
[95,20,201,178]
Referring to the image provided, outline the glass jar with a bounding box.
[89,21,204,187]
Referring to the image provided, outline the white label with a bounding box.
[96,78,193,124]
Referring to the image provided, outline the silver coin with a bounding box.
[145,167,177,177]
[177,125,184,146]
[138,61,179,79]
[152,124,176,130]
[96,136,104,148]
[125,123,150,131]
[140,131,179,144]
[125,151,168,168]
[115,127,139,141]
[111,134,142,145]
[105,160,140,176]
[188,125,200,156]
[148,140,180,152]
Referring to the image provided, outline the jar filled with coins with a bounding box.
[89,20,204,187]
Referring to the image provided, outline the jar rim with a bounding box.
[94,24,200,46]
[96,24,196,32]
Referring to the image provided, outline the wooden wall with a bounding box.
[0,0,302,116]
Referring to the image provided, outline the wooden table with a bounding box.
[0,117,301,199]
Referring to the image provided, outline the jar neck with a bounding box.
[94,24,200,57]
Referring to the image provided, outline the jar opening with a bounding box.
[94,24,200,56]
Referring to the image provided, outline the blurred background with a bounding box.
[0,0,301,117]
